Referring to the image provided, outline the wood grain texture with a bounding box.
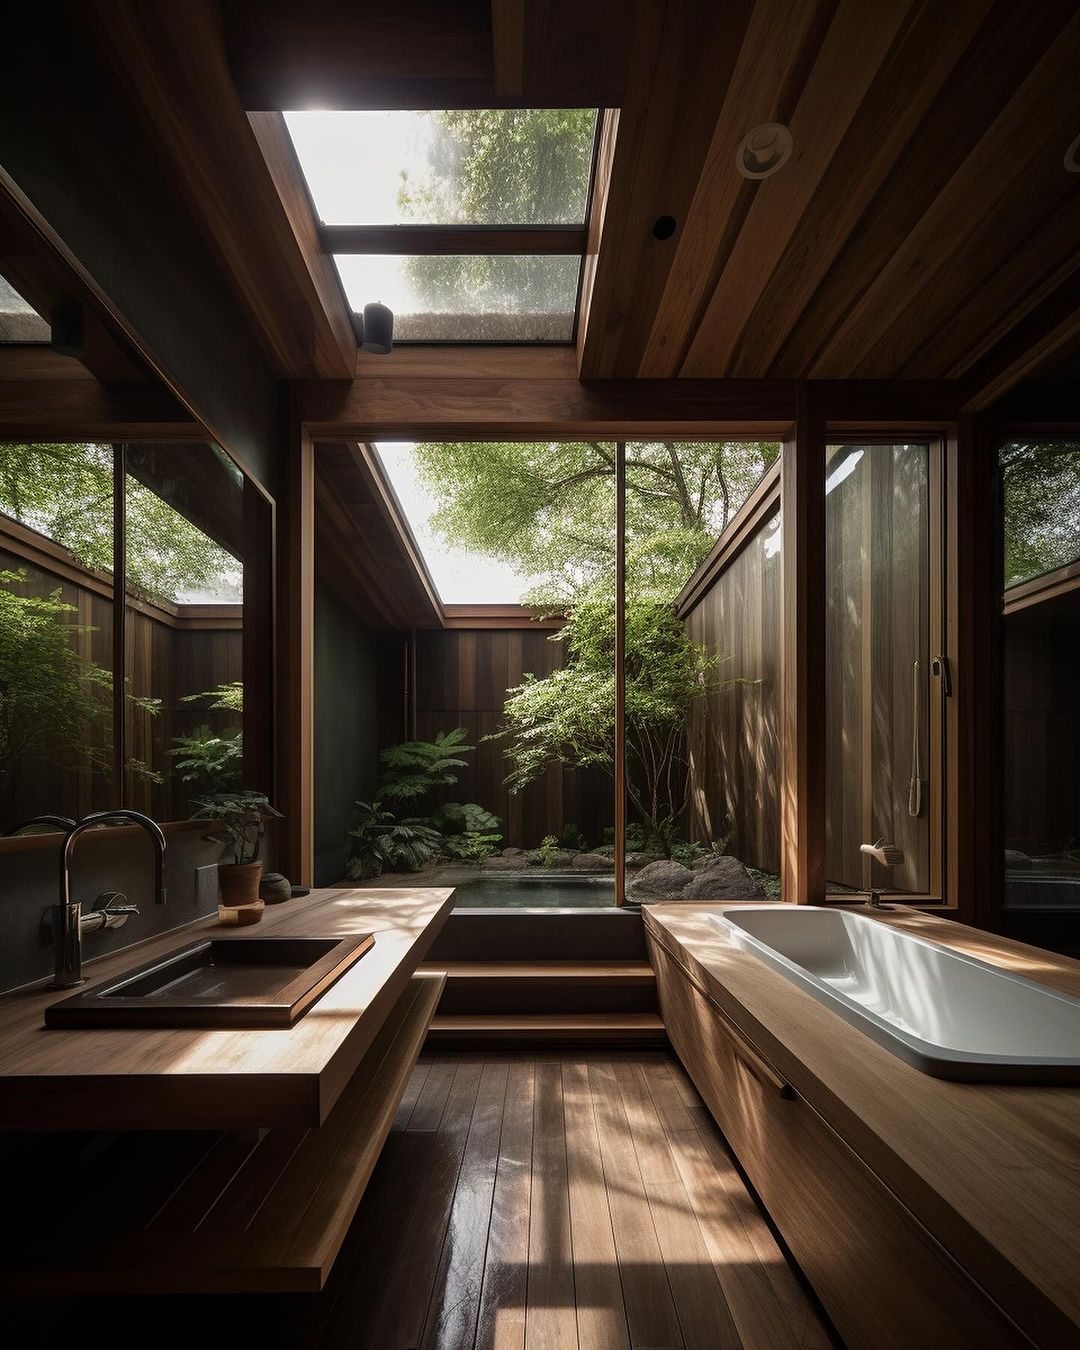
[647,901,1080,1347]
[0,886,454,1130]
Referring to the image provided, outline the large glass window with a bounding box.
[1000,440,1080,588]
[824,443,939,896]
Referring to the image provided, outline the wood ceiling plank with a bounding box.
[89,0,355,380]
[807,9,1080,378]
[681,0,917,378]
[491,0,525,98]
[868,175,1080,381]
[961,272,1080,412]
[726,0,992,379]
[767,0,1077,379]
[637,0,826,378]
[577,0,754,379]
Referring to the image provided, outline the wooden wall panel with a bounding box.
[409,628,613,850]
[683,513,782,874]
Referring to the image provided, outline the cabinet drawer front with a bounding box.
[648,936,1030,1350]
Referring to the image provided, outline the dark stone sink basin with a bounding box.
[44,934,375,1029]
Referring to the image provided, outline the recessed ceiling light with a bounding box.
[736,123,794,180]
[1065,133,1080,173]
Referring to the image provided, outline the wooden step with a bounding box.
[427,1012,666,1045]
[421,960,655,984]
[0,972,445,1296]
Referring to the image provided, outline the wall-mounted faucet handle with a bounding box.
[81,892,140,934]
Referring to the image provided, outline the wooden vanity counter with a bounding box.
[0,886,454,1131]
[645,903,1080,1349]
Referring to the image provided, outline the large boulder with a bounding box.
[571,851,612,872]
[501,846,527,858]
[681,856,765,900]
[625,851,655,868]
[484,853,527,870]
[625,859,694,903]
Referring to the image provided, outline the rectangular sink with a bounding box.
[45,934,375,1030]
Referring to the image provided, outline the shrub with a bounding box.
[345,799,442,878]
[442,831,503,862]
[378,728,473,803]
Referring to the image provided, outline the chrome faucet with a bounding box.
[51,810,167,989]
[4,814,77,836]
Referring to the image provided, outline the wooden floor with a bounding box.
[12,1051,833,1350]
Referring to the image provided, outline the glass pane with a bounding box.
[313,440,616,904]
[124,445,244,819]
[0,274,49,343]
[0,442,114,828]
[825,444,932,895]
[1001,440,1080,588]
[285,109,597,225]
[334,254,579,341]
[620,442,782,903]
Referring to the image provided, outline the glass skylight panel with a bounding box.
[335,253,580,341]
[285,109,597,226]
[0,274,49,343]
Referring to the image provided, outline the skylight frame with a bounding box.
[285,108,603,347]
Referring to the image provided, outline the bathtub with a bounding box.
[714,905,1080,1081]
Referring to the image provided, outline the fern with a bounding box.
[378,727,474,802]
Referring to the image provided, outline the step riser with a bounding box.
[426,910,647,962]
[426,1031,668,1050]
[436,983,658,1016]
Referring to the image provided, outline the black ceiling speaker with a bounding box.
[359,301,394,355]
[50,299,85,360]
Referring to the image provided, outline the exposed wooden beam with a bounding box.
[88,1,355,379]
[491,0,526,98]
[319,225,586,255]
[0,375,204,442]
[779,386,826,904]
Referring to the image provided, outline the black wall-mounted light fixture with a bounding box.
[358,300,394,354]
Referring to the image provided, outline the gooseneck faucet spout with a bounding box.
[51,810,167,990]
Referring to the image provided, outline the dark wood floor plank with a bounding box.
[648,1057,832,1350]
[366,1056,485,1348]
[422,1058,511,1350]
[525,1057,578,1350]
[393,1057,432,1129]
[476,1057,535,1350]
[616,1058,741,1350]
[409,1057,461,1131]
[563,1059,631,1350]
[587,1058,685,1350]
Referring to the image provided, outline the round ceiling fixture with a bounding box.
[1065,132,1080,173]
[736,123,794,180]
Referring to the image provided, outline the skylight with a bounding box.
[284,109,597,226]
[283,108,599,344]
[0,274,49,343]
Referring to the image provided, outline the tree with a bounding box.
[1000,441,1080,587]
[399,109,596,320]
[495,597,734,850]
[0,442,239,603]
[412,439,779,602]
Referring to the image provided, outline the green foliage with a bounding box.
[192,791,281,865]
[431,801,501,835]
[181,681,244,713]
[560,821,584,850]
[532,834,561,868]
[0,442,240,604]
[1000,441,1080,587]
[442,831,503,863]
[494,598,742,854]
[170,725,243,796]
[378,727,474,802]
[411,440,779,604]
[399,109,595,314]
[345,800,443,878]
[0,569,112,789]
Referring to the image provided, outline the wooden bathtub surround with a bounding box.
[0,885,455,1130]
[645,902,1080,1349]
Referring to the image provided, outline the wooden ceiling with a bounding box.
[75,0,1080,403]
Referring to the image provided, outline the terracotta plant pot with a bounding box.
[218,860,263,905]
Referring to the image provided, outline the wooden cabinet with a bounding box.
[649,936,1031,1350]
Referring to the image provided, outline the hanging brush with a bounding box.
[859,838,905,909]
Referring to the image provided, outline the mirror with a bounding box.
[0,440,117,829]
[123,443,247,819]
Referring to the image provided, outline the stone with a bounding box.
[501,846,527,858]
[483,853,527,870]
[545,848,575,869]
[571,851,612,872]
[624,851,654,868]
[590,845,616,858]
[681,855,765,901]
[625,859,694,903]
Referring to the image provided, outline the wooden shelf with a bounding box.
[428,1012,666,1044]
[422,960,656,984]
[0,972,445,1296]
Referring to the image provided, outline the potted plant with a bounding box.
[193,791,282,905]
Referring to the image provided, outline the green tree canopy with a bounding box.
[1000,441,1080,587]
[0,442,238,603]
[412,439,778,603]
